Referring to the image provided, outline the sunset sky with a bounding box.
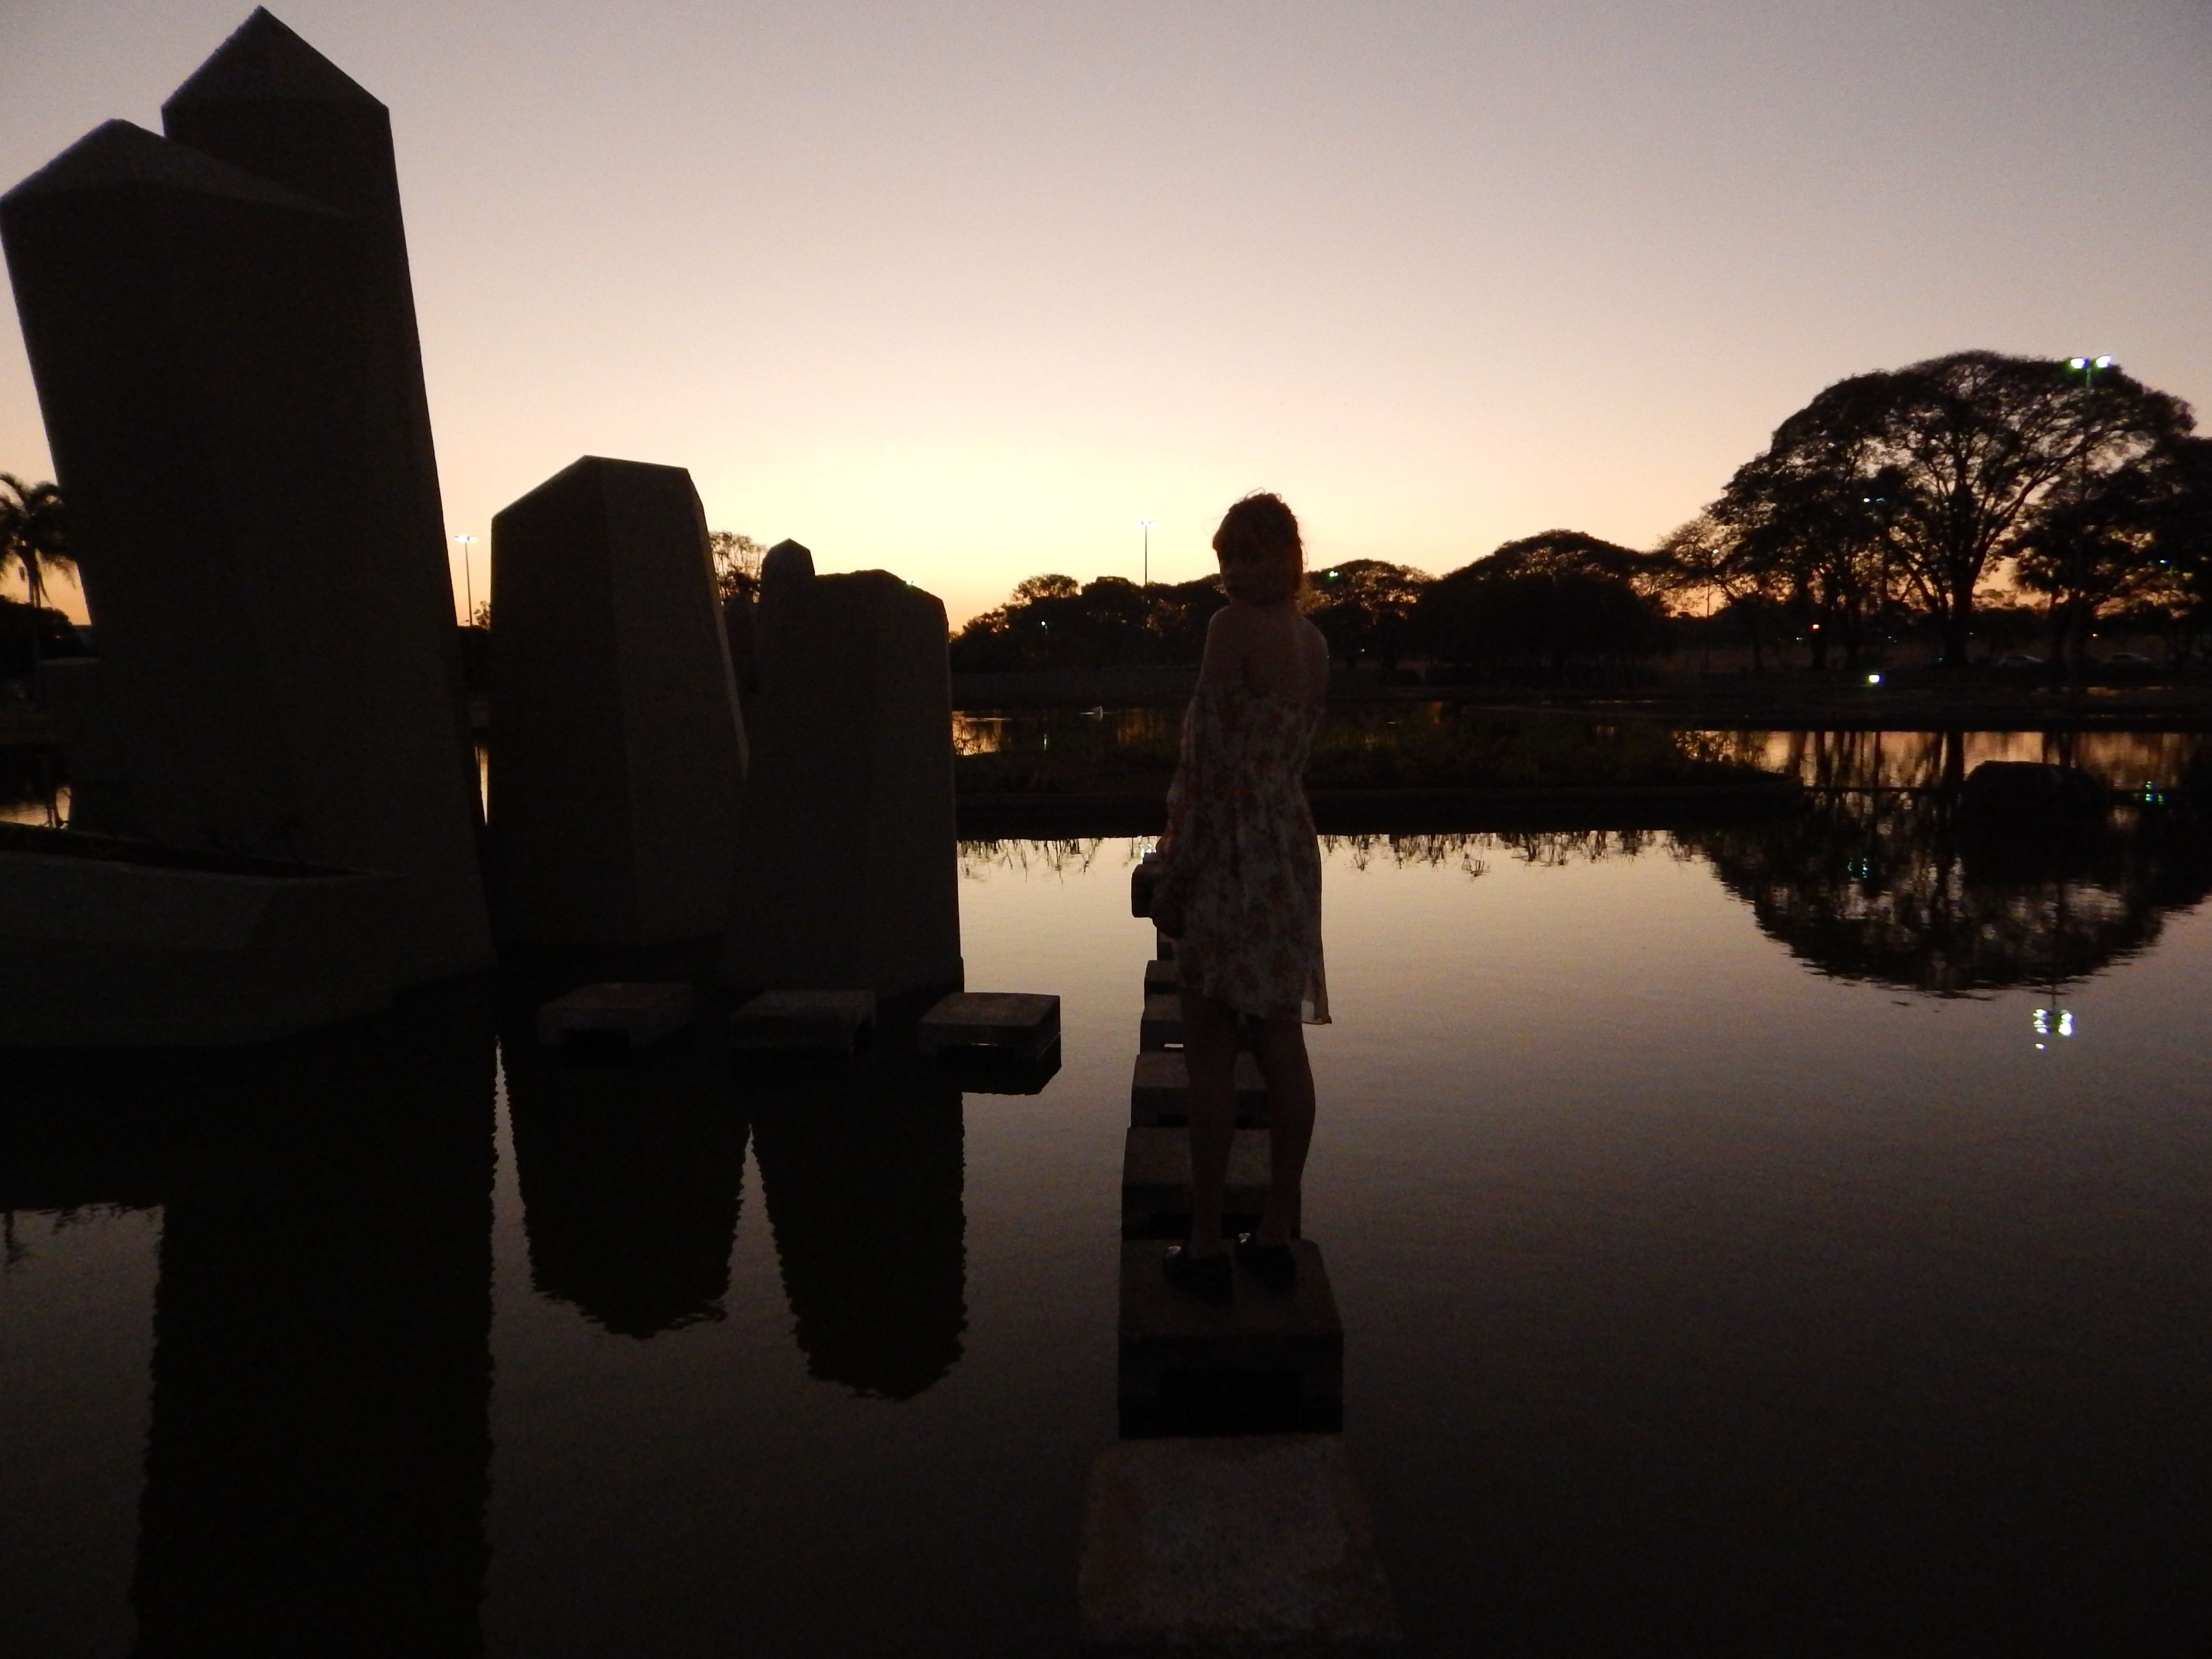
[3,0,2208,626]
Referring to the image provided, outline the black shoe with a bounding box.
[1234,1234,1298,1292]
[1162,1244,1231,1305]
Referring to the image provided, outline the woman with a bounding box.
[1150,493,1330,1302]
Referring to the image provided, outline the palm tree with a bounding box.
[0,474,73,683]
[1,476,72,827]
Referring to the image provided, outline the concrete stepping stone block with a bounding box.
[1130,852,1163,918]
[1118,1238,1342,1436]
[535,982,695,1053]
[1142,957,1177,994]
[1155,929,1177,962]
[916,990,1059,1058]
[730,989,874,1053]
[1140,992,1253,1053]
[1121,1127,1271,1238]
[1079,1435,1401,1656]
[1130,1051,1269,1128]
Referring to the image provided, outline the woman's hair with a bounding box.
[1212,492,1303,575]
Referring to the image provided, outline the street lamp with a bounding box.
[1138,520,1155,589]
[2066,353,2116,386]
[454,534,478,625]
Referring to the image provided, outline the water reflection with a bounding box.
[1700,727,2212,793]
[1683,794,2212,996]
[743,1053,967,1400]
[499,1006,745,1340]
[130,987,496,1658]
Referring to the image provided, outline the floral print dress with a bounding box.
[1157,682,1330,1024]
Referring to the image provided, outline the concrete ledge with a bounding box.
[1131,1050,1269,1128]
[0,828,391,1046]
[1079,1435,1401,1657]
[535,981,695,1052]
[731,989,875,1053]
[1142,957,1177,994]
[1122,1126,1271,1238]
[1119,1239,1342,1436]
[916,990,1058,1058]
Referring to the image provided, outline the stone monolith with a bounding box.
[0,18,492,986]
[488,457,747,945]
[721,569,961,996]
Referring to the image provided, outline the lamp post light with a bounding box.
[2066,353,2116,388]
[1138,520,1155,589]
[454,534,478,625]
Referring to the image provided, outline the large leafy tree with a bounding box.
[2012,436,2212,668]
[1306,559,1431,668]
[1418,530,1668,675]
[1714,352,2188,667]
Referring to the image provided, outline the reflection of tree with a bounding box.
[959,836,1126,879]
[1682,794,2212,995]
[745,1057,966,1400]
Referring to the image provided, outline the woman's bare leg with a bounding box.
[1180,989,1241,1257]
[1247,1017,1314,1246]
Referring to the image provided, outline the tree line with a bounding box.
[953,350,2212,676]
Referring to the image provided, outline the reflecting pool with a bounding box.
[3,794,2207,1655]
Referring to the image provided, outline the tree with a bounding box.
[1306,560,1431,668]
[0,475,73,692]
[1418,530,1668,676]
[709,530,767,604]
[1725,352,2189,667]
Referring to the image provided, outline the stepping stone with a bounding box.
[1130,853,1163,917]
[1079,1435,1402,1656]
[1118,1238,1342,1436]
[1121,1126,1271,1238]
[1130,1051,1270,1128]
[1139,992,1252,1053]
[535,982,694,1052]
[1155,928,1176,963]
[1142,957,1177,994]
[916,990,1059,1058]
[730,988,874,1053]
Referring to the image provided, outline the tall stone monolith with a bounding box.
[0,15,492,985]
[488,457,748,944]
[722,568,962,996]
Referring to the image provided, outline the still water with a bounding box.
[3,791,2207,1655]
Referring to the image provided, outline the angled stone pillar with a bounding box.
[722,568,962,996]
[0,21,492,986]
[487,457,747,944]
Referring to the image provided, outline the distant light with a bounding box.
[2058,1011,2075,1037]
[2094,355,2115,368]
[1866,672,1883,685]
[2068,357,2088,369]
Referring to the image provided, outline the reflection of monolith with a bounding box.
[488,457,748,944]
[723,567,962,994]
[0,12,491,986]
[502,996,747,1337]
[747,1062,966,1397]
[132,988,495,1656]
